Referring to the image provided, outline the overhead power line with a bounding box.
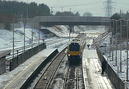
[105,0,114,17]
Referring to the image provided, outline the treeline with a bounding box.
[0,1,50,18]
[0,0,82,18]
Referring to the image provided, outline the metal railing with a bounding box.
[7,42,46,71]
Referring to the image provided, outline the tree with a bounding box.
[0,1,51,18]
[111,13,121,20]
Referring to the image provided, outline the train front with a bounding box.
[67,42,82,65]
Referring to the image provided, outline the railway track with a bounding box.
[64,64,85,89]
[33,48,66,89]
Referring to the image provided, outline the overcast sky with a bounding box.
[11,0,129,16]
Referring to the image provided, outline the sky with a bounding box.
[9,0,129,16]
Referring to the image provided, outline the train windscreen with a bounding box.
[69,43,80,51]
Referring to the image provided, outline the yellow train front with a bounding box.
[67,42,82,65]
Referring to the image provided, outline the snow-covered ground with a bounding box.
[82,31,114,89]
[41,26,78,37]
[0,27,43,50]
[0,25,71,88]
[0,25,105,51]
[0,37,69,89]
[0,25,72,51]
[97,32,129,88]
[0,25,107,88]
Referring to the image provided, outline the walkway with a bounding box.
[82,38,115,89]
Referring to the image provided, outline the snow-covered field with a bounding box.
[0,28,42,50]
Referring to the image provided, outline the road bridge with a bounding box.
[31,16,110,27]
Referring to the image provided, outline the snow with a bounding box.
[0,36,70,89]
[2,48,55,89]
[0,28,44,51]
[97,31,129,88]
[0,25,72,51]
[0,25,69,88]
[52,56,68,89]
[0,25,107,88]
[42,26,78,37]
[82,33,115,89]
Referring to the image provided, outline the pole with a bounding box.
[23,18,26,52]
[23,2,29,52]
[120,20,122,72]
[115,20,118,66]
[112,19,114,61]
[126,20,129,81]
[38,30,40,45]
[109,19,112,57]
[13,23,15,58]
[12,2,15,59]
[69,27,71,42]
[31,24,34,48]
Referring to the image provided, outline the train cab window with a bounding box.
[69,43,80,51]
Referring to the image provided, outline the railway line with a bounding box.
[64,65,85,89]
[20,45,85,89]
[3,34,86,89]
[2,33,116,89]
[18,48,66,89]
[33,48,66,89]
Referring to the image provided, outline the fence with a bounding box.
[9,43,46,71]
[96,47,125,89]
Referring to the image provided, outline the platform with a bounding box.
[82,39,115,89]
[1,49,55,89]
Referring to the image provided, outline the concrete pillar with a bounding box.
[69,25,74,33]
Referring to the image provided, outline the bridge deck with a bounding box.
[31,16,110,26]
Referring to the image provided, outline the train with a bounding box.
[67,42,82,65]
[67,33,86,65]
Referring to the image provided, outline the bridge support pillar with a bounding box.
[69,25,74,33]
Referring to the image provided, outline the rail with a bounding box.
[64,65,84,89]
[20,48,66,89]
